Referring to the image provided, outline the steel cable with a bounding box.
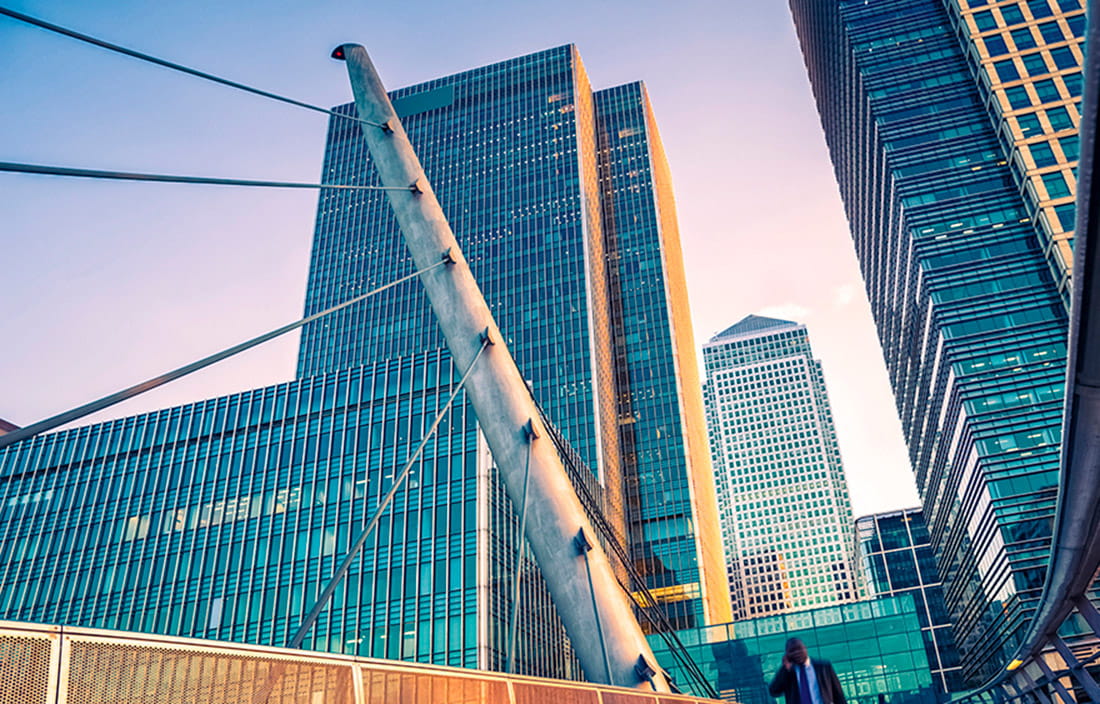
[0,7,381,128]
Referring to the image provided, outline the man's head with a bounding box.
[785,638,808,666]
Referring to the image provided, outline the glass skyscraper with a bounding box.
[0,44,729,678]
[857,508,963,694]
[790,0,1081,684]
[299,45,729,630]
[703,315,859,620]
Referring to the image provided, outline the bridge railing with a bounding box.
[0,620,717,704]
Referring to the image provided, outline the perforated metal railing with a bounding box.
[0,621,718,704]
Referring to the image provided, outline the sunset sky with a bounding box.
[0,0,920,516]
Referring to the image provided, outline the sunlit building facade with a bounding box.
[703,316,859,620]
[790,0,1080,683]
[857,508,963,694]
[594,83,727,626]
[953,0,1085,301]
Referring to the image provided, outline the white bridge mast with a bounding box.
[333,43,670,692]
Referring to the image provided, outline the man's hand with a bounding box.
[783,654,792,671]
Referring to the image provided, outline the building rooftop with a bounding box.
[708,315,800,343]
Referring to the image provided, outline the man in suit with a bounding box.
[768,638,848,704]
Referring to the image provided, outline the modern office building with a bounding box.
[857,508,963,694]
[649,594,937,704]
[703,315,859,620]
[790,0,1080,684]
[0,353,582,674]
[300,44,729,630]
[0,44,729,679]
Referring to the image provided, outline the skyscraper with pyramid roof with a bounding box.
[703,315,859,619]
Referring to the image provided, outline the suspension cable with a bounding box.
[287,336,491,649]
[0,162,411,192]
[0,6,382,128]
[0,258,448,451]
[506,439,534,674]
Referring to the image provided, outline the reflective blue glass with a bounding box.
[856,509,963,693]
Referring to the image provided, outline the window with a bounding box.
[1001,3,1026,23]
[995,60,1019,82]
[1030,142,1057,167]
[1064,72,1083,98]
[985,35,1009,55]
[1042,172,1071,198]
[1059,135,1079,161]
[1046,105,1074,130]
[1011,27,1037,49]
[1005,85,1032,109]
[1050,47,1077,70]
[1067,15,1086,38]
[1033,78,1061,102]
[1027,0,1054,18]
[1055,203,1077,230]
[973,10,998,31]
[1038,22,1065,43]
[1022,53,1049,75]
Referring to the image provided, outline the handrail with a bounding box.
[0,619,719,703]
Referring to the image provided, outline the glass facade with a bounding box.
[595,83,728,629]
[302,48,640,659]
[857,508,963,694]
[650,595,937,704]
[297,46,614,490]
[299,45,729,629]
[948,0,1086,301]
[703,316,859,620]
[0,351,574,676]
[789,0,1076,684]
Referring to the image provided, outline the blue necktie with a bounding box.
[799,665,814,704]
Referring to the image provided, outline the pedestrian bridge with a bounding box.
[0,620,717,704]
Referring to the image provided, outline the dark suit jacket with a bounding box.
[768,660,847,704]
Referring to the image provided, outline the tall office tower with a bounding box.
[703,315,859,620]
[594,83,727,626]
[299,45,729,629]
[0,44,728,680]
[790,0,1080,683]
[857,508,964,694]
